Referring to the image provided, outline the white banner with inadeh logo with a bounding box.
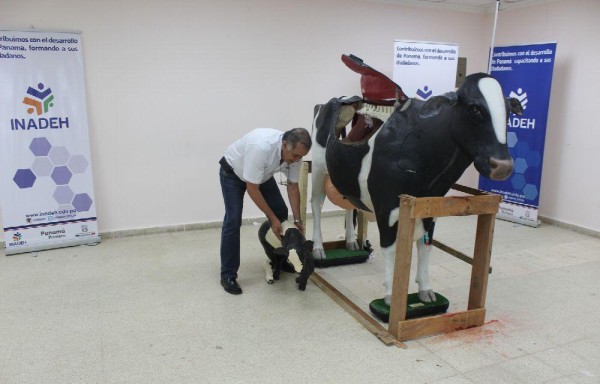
[0,29,100,255]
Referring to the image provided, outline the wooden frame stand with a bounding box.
[299,159,501,345]
[388,189,501,341]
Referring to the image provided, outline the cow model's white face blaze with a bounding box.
[478,77,507,144]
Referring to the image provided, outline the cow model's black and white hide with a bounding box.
[311,72,522,304]
[258,220,315,291]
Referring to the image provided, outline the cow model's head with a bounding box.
[425,73,522,181]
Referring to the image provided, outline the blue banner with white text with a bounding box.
[479,42,557,226]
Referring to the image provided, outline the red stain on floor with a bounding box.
[428,319,507,345]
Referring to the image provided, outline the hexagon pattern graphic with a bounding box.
[507,132,518,148]
[511,174,527,190]
[514,158,528,175]
[29,137,52,156]
[72,193,93,212]
[53,186,74,205]
[13,137,94,212]
[523,184,539,201]
[49,146,70,166]
[68,155,89,174]
[31,157,53,177]
[13,169,36,188]
[507,130,543,203]
[51,166,73,185]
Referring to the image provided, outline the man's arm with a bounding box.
[246,182,283,240]
[286,182,304,233]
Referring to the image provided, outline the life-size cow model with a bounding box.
[311,56,522,304]
[258,220,315,291]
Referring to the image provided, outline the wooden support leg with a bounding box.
[468,213,495,311]
[388,196,416,338]
[299,161,310,225]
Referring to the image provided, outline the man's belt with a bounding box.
[219,156,234,174]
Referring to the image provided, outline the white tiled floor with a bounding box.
[1,215,599,383]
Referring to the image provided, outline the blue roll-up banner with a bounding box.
[0,30,101,254]
[479,42,557,227]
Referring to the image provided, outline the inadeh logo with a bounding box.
[23,83,55,115]
[11,82,69,130]
[416,85,433,100]
[508,87,536,130]
[509,87,528,110]
[12,232,22,241]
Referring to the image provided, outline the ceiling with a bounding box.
[360,0,551,13]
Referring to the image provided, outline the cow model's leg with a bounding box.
[382,243,396,305]
[311,143,327,260]
[416,219,436,302]
[344,210,360,250]
[416,239,436,302]
[264,259,274,284]
[379,207,434,305]
[382,236,436,304]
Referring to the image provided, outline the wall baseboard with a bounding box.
[3,211,597,250]
[538,215,599,238]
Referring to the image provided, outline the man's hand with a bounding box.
[271,218,283,241]
[294,220,305,234]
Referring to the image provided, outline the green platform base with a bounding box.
[369,292,449,323]
[312,248,370,268]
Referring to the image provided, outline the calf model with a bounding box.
[258,220,314,291]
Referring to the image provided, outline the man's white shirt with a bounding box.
[224,128,301,184]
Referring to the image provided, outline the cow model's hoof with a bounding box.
[296,276,309,291]
[266,278,274,284]
[418,290,437,303]
[312,247,327,260]
[346,240,360,250]
[384,294,392,305]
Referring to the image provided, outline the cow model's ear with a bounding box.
[419,93,456,119]
[509,97,523,116]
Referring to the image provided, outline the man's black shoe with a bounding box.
[221,277,242,295]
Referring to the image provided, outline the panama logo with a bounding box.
[11,82,69,130]
[23,83,54,115]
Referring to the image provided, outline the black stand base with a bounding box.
[369,292,450,323]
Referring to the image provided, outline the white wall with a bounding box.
[1,0,596,235]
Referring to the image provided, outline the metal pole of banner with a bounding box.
[487,0,500,74]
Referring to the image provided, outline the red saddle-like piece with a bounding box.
[341,54,408,104]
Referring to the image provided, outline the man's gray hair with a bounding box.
[283,128,312,150]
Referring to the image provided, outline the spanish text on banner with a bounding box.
[393,40,459,99]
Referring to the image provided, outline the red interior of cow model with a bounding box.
[341,54,408,105]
